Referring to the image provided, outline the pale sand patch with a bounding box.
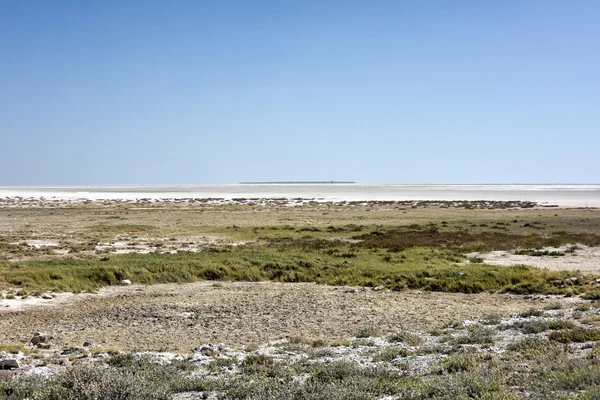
[471,245,600,273]
[0,282,579,352]
[25,240,60,248]
[0,292,78,310]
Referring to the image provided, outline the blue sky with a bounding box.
[1,1,598,184]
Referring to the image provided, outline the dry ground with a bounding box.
[1,201,598,352]
[0,281,578,352]
[471,244,600,273]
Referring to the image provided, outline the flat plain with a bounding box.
[1,198,600,399]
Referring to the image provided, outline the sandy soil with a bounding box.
[0,282,577,352]
[472,245,600,274]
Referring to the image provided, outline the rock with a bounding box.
[372,286,384,291]
[458,272,466,277]
[0,357,19,369]
[31,332,50,346]
[83,341,92,347]
[60,347,77,355]
[193,343,225,354]
[595,279,600,283]
[194,345,213,354]
[122,279,132,285]
[568,277,578,283]
[27,366,53,377]
[41,294,53,300]
[552,280,563,286]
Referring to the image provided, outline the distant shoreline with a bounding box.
[0,184,599,207]
[239,181,355,184]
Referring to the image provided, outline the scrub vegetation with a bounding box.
[0,242,595,295]
[3,306,600,400]
[2,201,600,399]
[1,202,600,295]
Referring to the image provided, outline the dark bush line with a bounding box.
[354,230,600,252]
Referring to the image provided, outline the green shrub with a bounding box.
[480,314,502,325]
[388,331,422,346]
[372,347,411,362]
[2,362,183,400]
[519,308,544,318]
[240,354,282,377]
[583,291,600,300]
[452,327,496,346]
[544,302,562,310]
[577,303,592,312]
[208,357,236,372]
[549,327,600,343]
[441,352,482,373]
[0,344,29,355]
[354,325,378,338]
[507,337,560,358]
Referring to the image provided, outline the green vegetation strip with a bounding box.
[0,246,590,294]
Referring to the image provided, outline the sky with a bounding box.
[1,1,598,185]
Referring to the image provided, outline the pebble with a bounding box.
[0,357,19,369]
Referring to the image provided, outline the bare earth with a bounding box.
[472,245,600,274]
[0,282,577,352]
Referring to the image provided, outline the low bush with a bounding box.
[388,331,422,346]
[354,326,378,339]
[549,327,600,343]
[0,358,208,400]
[451,326,496,346]
[519,308,544,318]
[372,347,411,362]
[441,352,482,373]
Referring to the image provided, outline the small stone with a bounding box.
[60,347,81,356]
[41,294,52,300]
[193,343,225,354]
[372,286,384,291]
[83,341,92,347]
[31,332,49,346]
[0,357,19,369]
[122,279,132,285]
[568,277,578,283]
[194,345,213,353]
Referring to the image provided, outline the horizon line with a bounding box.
[1,182,600,187]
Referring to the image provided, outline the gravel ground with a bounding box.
[0,281,578,352]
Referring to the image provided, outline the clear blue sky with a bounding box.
[1,1,598,185]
